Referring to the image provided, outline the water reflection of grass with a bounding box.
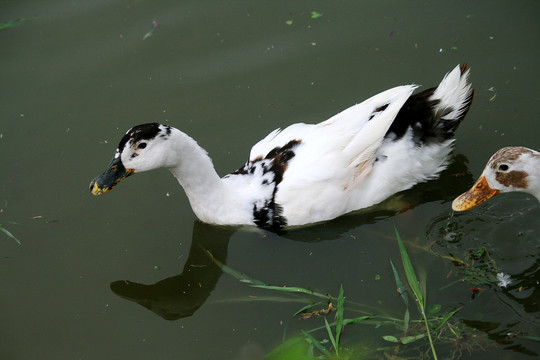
[207,226,540,359]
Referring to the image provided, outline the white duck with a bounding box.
[90,65,473,231]
[452,146,540,211]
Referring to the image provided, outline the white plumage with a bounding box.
[90,65,474,231]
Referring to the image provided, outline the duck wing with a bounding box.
[249,85,416,168]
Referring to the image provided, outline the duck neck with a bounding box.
[166,130,227,222]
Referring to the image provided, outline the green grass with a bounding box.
[0,223,21,245]
[394,226,437,359]
[204,226,525,359]
[0,17,33,30]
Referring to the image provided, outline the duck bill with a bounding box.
[89,156,134,196]
[452,175,500,211]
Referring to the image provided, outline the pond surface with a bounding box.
[1,1,539,359]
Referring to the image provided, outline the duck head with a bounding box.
[89,123,174,196]
[452,146,540,211]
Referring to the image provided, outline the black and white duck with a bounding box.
[90,65,474,231]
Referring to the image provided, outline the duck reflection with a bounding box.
[110,222,235,320]
[110,154,473,320]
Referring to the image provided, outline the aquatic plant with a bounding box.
[206,225,534,359]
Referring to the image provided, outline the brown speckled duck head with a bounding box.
[452,146,540,211]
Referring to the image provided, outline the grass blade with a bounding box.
[293,303,322,317]
[382,335,399,343]
[335,284,344,346]
[208,249,331,300]
[251,285,329,300]
[205,249,266,286]
[301,329,331,357]
[520,335,540,342]
[395,226,424,308]
[0,225,21,245]
[0,18,32,30]
[342,316,372,325]
[400,333,426,344]
[394,226,438,360]
[390,259,409,332]
[390,259,408,305]
[324,317,338,354]
[433,308,460,332]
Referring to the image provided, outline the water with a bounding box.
[1,1,539,359]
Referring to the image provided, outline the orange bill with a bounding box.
[452,175,500,211]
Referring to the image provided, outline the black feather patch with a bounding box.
[385,85,473,146]
[385,88,439,145]
[232,139,301,232]
[117,123,171,153]
[263,139,300,184]
[253,200,287,232]
[368,104,389,121]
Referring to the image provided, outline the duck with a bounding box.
[90,64,473,232]
[452,146,540,211]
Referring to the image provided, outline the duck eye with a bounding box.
[498,164,509,171]
[137,142,147,149]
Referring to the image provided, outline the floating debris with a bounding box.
[143,30,154,40]
[487,86,497,101]
[497,272,512,288]
[301,300,335,319]
[143,19,161,40]
[311,11,323,19]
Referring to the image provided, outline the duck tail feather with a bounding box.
[431,64,474,129]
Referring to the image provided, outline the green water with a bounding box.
[1,1,539,359]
